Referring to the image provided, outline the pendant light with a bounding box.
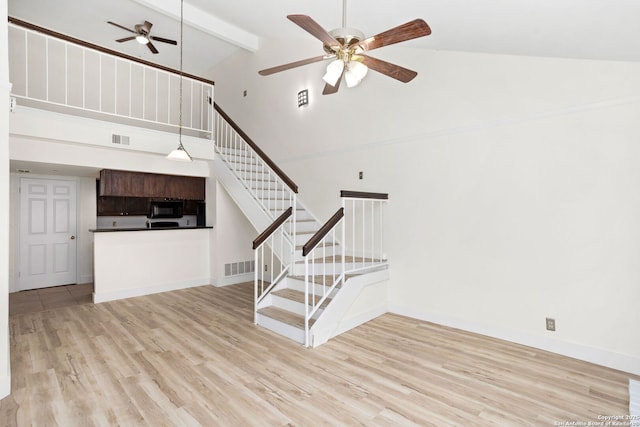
[167,0,192,162]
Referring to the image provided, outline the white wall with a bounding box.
[0,0,11,399]
[211,37,640,374]
[77,177,96,283]
[212,181,259,286]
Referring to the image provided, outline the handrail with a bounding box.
[214,103,298,194]
[302,208,344,256]
[8,17,214,86]
[252,207,293,249]
[340,190,389,200]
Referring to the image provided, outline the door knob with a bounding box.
[70,235,76,240]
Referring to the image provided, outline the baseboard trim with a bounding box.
[212,273,254,287]
[0,374,10,400]
[389,305,640,377]
[630,379,639,419]
[93,279,210,303]
[333,304,388,337]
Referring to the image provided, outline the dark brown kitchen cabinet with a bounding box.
[99,170,145,197]
[99,169,205,200]
[97,197,149,216]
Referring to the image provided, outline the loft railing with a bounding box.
[214,103,298,220]
[340,191,389,273]
[252,207,295,322]
[8,18,214,138]
[302,191,389,346]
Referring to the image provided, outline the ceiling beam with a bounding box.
[131,0,259,52]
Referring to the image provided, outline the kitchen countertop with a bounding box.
[90,226,213,232]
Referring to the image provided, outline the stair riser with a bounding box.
[285,277,341,297]
[255,313,305,343]
[285,221,319,234]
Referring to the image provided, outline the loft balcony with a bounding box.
[8,18,215,159]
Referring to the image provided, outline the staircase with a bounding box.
[213,104,389,347]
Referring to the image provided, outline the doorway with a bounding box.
[18,177,78,291]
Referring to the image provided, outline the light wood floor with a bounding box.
[9,283,93,315]
[0,282,636,426]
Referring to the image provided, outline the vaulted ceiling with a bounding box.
[9,0,640,78]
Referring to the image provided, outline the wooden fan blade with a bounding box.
[107,21,135,33]
[322,70,344,95]
[356,19,431,52]
[151,36,177,45]
[147,42,159,54]
[287,15,340,47]
[142,21,153,34]
[259,55,333,76]
[359,54,417,83]
[116,36,137,43]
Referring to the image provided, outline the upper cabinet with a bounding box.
[99,170,205,200]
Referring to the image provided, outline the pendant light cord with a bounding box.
[178,0,184,145]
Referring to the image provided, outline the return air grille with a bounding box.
[224,260,255,277]
[111,134,130,145]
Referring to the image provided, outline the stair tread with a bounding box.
[257,306,307,329]
[272,288,330,305]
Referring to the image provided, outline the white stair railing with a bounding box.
[214,104,298,224]
[341,191,389,273]
[252,208,295,323]
[302,191,389,346]
[214,105,300,320]
[303,208,345,347]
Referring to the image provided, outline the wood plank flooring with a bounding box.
[1,281,637,426]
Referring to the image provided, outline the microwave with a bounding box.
[148,201,183,219]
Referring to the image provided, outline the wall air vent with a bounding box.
[224,260,255,277]
[111,134,130,145]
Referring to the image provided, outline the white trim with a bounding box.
[0,375,10,400]
[93,278,209,303]
[212,272,254,287]
[0,81,12,92]
[630,379,640,421]
[389,305,640,377]
[331,303,387,337]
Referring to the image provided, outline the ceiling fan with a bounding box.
[258,2,431,95]
[107,20,177,54]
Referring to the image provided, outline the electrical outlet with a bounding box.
[243,90,247,97]
[359,171,363,180]
[546,317,556,331]
[112,221,117,227]
[264,264,268,272]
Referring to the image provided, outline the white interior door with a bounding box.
[19,177,77,291]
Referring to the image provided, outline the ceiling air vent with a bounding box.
[111,134,130,145]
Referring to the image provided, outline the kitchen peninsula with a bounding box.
[92,169,212,303]
[92,227,212,303]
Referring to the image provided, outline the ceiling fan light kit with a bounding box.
[258,0,431,95]
[322,59,345,86]
[344,60,368,88]
[107,19,177,54]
